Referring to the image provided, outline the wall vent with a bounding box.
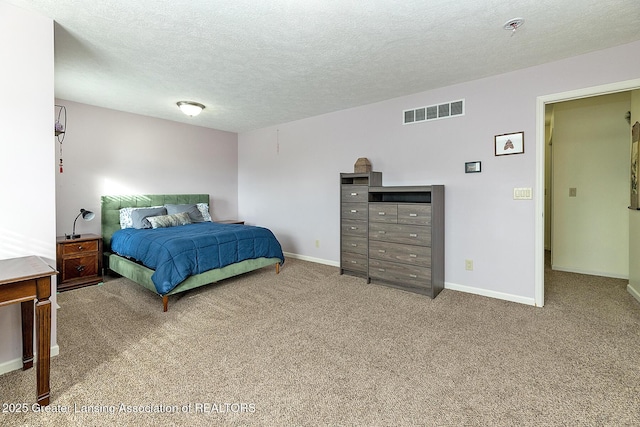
[403,99,465,125]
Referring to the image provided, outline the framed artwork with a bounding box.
[631,121,640,210]
[465,161,481,173]
[495,131,524,156]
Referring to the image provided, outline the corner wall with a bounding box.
[54,100,239,238]
[238,40,640,305]
[0,2,56,371]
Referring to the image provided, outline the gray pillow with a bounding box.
[131,207,167,229]
[164,203,205,223]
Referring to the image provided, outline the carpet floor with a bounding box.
[1,257,640,426]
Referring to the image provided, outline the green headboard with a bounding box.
[101,194,210,252]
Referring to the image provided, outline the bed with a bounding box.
[101,194,284,311]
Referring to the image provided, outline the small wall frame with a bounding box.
[465,161,481,173]
[495,131,524,156]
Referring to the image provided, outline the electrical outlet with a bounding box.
[465,259,473,271]
[569,187,577,197]
[315,240,320,248]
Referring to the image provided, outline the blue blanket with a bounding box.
[110,222,284,295]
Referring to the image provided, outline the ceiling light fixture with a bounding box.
[503,18,525,36]
[177,101,205,117]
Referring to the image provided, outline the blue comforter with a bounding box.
[110,222,284,295]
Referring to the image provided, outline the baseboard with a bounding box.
[551,265,628,280]
[284,253,536,305]
[0,345,59,376]
[445,282,537,306]
[283,252,339,267]
[627,283,640,304]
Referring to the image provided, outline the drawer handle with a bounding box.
[409,233,418,238]
[409,274,417,278]
[351,192,358,196]
[409,254,417,258]
[77,246,84,251]
[351,260,357,264]
[350,226,358,230]
[350,209,357,213]
[378,212,385,216]
[378,231,386,234]
[409,213,418,217]
[378,268,385,272]
[351,243,357,247]
[76,265,85,272]
[378,249,386,253]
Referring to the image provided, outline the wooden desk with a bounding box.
[0,256,57,406]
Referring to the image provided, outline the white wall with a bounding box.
[552,93,631,278]
[238,40,640,305]
[629,89,640,301]
[0,2,56,371]
[55,100,239,238]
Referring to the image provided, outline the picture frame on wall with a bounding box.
[495,131,524,156]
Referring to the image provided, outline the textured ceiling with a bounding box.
[7,0,640,132]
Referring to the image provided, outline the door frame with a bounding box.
[534,78,640,307]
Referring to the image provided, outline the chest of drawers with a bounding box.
[340,172,382,278]
[369,203,433,293]
[367,186,444,298]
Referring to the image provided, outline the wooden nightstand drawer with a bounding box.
[56,234,103,292]
[61,240,98,255]
[62,255,99,281]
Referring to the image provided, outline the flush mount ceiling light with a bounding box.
[503,18,525,36]
[177,101,205,117]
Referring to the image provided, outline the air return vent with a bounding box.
[403,99,465,125]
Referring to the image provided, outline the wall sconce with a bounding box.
[177,101,205,117]
[66,209,95,239]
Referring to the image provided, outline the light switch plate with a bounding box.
[513,187,532,200]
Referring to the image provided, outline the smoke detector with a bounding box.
[503,18,525,35]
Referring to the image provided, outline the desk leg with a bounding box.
[35,276,51,407]
[20,300,34,370]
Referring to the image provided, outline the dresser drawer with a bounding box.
[62,255,99,281]
[369,203,398,223]
[341,203,368,221]
[369,259,431,287]
[61,240,99,255]
[398,204,431,226]
[341,219,367,237]
[341,185,369,202]
[369,223,431,246]
[369,241,431,267]
[341,252,368,273]
[342,236,368,255]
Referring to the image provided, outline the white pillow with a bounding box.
[119,206,164,229]
[197,203,212,222]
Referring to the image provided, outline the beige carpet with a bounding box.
[2,258,640,426]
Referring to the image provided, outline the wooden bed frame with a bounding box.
[101,194,281,312]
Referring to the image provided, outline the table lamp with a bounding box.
[66,208,95,239]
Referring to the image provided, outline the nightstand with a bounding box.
[56,233,103,292]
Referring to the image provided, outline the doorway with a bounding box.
[534,79,640,307]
